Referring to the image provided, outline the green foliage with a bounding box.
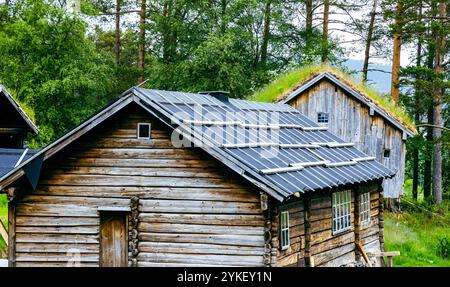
[436,236,450,259]
[0,0,117,148]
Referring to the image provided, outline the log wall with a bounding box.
[287,79,406,199]
[12,104,266,267]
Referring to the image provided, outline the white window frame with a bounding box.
[137,123,151,140]
[280,211,290,250]
[360,192,371,225]
[332,190,352,235]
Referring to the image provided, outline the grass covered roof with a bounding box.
[250,65,416,133]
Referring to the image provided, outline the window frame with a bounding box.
[317,112,329,124]
[332,190,352,235]
[360,192,371,225]
[137,123,151,140]
[280,210,290,250]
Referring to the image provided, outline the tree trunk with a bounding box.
[305,0,313,48]
[114,0,121,65]
[423,34,436,200]
[412,1,422,201]
[390,0,401,103]
[362,0,377,82]
[432,1,445,205]
[321,0,329,63]
[260,0,272,67]
[138,0,147,83]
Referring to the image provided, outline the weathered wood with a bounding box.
[100,212,128,267]
[0,219,8,246]
[8,202,16,267]
[139,232,264,247]
[312,242,355,266]
[15,243,98,253]
[288,78,408,199]
[310,232,354,255]
[137,252,264,266]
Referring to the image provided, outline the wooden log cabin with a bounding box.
[0,88,394,267]
[274,70,417,199]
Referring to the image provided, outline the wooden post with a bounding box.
[128,196,139,267]
[354,189,362,262]
[7,202,16,267]
[303,194,312,267]
[378,182,385,267]
[262,193,272,267]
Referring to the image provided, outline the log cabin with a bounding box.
[253,67,417,200]
[0,88,394,267]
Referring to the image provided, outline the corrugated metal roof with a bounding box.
[133,88,395,199]
[0,148,38,177]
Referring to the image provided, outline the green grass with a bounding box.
[249,64,416,132]
[385,206,450,267]
[0,194,7,256]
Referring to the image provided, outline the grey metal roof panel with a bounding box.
[0,148,38,177]
[134,88,395,199]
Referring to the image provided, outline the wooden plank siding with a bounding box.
[12,103,266,267]
[271,182,382,267]
[271,200,305,267]
[287,79,406,199]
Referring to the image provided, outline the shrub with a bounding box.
[436,236,450,259]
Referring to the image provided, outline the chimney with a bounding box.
[198,91,230,103]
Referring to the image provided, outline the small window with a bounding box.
[137,123,151,140]
[332,190,352,234]
[383,149,391,158]
[280,211,290,250]
[360,192,371,225]
[317,112,329,124]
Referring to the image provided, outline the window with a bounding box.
[137,123,151,140]
[280,211,290,250]
[360,192,371,225]
[317,112,329,124]
[383,149,391,158]
[332,190,352,234]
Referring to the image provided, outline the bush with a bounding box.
[436,236,450,259]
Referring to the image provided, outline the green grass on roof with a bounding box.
[250,64,415,132]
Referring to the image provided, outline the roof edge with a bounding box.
[280,72,417,137]
[0,86,39,134]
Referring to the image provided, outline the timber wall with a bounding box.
[287,79,406,198]
[11,104,267,267]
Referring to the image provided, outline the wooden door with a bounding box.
[100,212,128,267]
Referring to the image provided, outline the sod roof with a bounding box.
[250,65,416,135]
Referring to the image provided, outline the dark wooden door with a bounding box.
[100,212,128,267]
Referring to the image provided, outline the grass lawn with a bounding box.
[384,207,450,267]
[0,194,7,256]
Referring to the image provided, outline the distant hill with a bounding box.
[343,59,392,94]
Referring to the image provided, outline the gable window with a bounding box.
[332,190,352,234]
[280,211,290,250]
[383,149,391,158]
[137,123,151,140]
[360,192,371,225]
[317,112,329,124]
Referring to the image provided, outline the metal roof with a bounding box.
[279,72,416,137]
[0,148,38,178]
[133,88,395,200]
[0,87,395,202]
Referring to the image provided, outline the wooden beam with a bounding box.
[7,202,16,267]
[303,194,312,267]
[354,189,361,261]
